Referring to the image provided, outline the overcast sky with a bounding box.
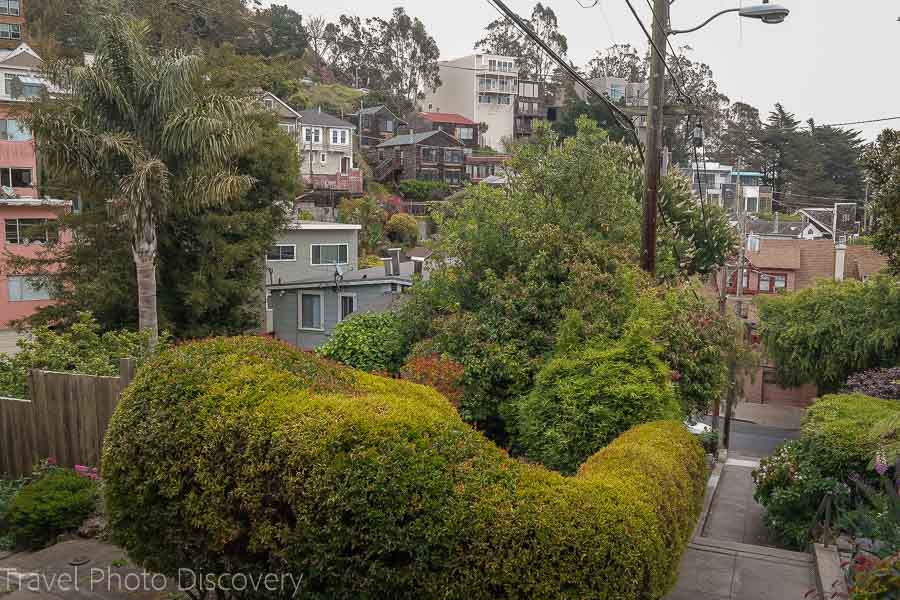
[285,1,899,141]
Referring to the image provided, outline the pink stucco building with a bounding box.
[0,42,69,350]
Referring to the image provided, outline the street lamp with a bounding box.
[669,3,790,35]
[640,0,790,274]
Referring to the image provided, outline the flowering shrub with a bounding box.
[849,552,900,599]
[753,441,850,549]
[846,367,900,400]
[400,354,464,408]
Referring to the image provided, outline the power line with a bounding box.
[485,0,644,157]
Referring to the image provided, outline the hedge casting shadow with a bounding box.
[103,337,706,599]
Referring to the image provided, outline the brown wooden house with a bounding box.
[353,105,407,150]
[372,130,466,186]
[407,112,479,149]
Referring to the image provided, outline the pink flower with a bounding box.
[46,457,56,466]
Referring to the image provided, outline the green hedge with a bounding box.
[103,336,706,599]
[803,394,900,479]
[515,323,681,474]
[318,311,408,374]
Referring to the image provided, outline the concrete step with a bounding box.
[690,536,813,567]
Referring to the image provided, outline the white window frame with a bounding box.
[0,0,19,16]
[298,291,325,331]
[331,129,339,144]
[319,152,327,165]
[337,292,357,322]
[0,23,20,40]
[266,244,296,262]
[340,129,348,145]
[310,243,349,266]
[7,275,50,302]
[303,127,321,143]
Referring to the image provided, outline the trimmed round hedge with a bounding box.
[103,336,706,599]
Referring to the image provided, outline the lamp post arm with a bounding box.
[668,8,741,35]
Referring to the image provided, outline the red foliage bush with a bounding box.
[401,355,464,408]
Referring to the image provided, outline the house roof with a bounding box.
[405,247,433,260]
[748,219,804,237]
[259,91,302,120]
[0,197,69,208]
[297,109,356,130]
[418,112,477,126]
[284,220,361,231]
[268,259,422,290]
[747,239,802,271]
[799,208,834,234]
[0,43,43,69]
[376,130,463,148]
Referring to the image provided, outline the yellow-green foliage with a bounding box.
[103,337,706,599]
[803,394,900,478]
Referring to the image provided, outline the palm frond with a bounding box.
[162,95,255,164]
[176,171,256,210]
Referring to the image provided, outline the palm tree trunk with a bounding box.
[132,221,159,342]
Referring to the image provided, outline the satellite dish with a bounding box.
[335,265,345,278]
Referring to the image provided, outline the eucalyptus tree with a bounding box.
[29,17,254,340]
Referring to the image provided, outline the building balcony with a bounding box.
[303,171,363,195]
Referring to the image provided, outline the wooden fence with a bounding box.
[0,359,134,478]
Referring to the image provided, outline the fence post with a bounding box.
[119,358,136,389]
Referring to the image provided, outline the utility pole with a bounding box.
[724,158,747,454]
[640,0,669,275]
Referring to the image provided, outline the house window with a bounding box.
[319,153,327,164]
[458,127,473,140]
[5,218,52,245]
[7,276,50,302]
[489,59,497,71]
[384,119,394,133]
[263,97,274,110]
[444,149,463,164]
[303,127,321,143]
[499,95,511,105]
[727,269,750,292]
[445,170,461,186]
[266,244,296,261]
[421,147,437,162]
[759,272,787,294]
[338,293,357,321]
[311,243,348,266]
[266,293,272,310]
[745,197,759,213]
[478,94,492,104]
[331,129,339,144]
[0,119,29,141]
[299,292,324,330]
[278,123,295,136]
[0,0,19,16]
[0,167,32,188]
[0,23,20,39]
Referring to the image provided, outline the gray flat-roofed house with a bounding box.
[266,221,419,350]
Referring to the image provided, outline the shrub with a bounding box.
[385,213,419,246]
[400,354,464,408]
[754,394,900,549]
[758,276,900,392]
[104,336,706,599]
[753,441,851,549]
[397,179,450,201]
[846,367,900,400]
[515,322,682,474]
[2,469,96,550]
[803,394,900,479]
[318,311,407,374]
[0,312,168,398]
[850,553,900,599]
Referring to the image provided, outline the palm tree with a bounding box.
[29,17,255,341]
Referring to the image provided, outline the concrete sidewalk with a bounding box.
[733,402,807,430]
[666,457,817,600]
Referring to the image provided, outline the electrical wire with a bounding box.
[622,0,690,102]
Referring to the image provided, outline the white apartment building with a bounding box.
[679,161,773,214]
[421,54,517,152]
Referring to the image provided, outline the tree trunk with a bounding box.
[132,221,159,342]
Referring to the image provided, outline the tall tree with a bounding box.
[475,3,568,82]
[717,102,764,172]
[251,4,308,58]
[586,44,645,81]
[371,8,441,107]
[863,129,900,272]
[760,103,802,201]
[29,18,255,340]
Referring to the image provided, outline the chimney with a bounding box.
[412,256,425,276]
[382,257,393,277]
[834,241,847,282]
[389,248,402,278]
